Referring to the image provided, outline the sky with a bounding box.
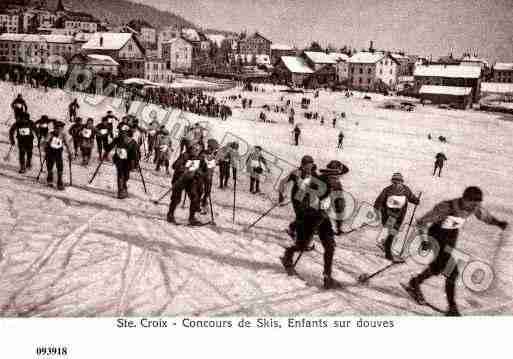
[131,0,513,62]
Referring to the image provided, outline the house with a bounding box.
[273,56,313,87]
[70,53,119,77]
[348,51,399,90]
[236,32,272,65]
[414,64,482,107]
[161,37,193,73]
[127,19,156,46]
[492,63,513,83]
[56,11,100,34]
[270,44,296,65]
[460,54,489,70]
[82,33,146,78]
[145,57,174,83]
[390,53,414,76]
[328,52,350,83]
[303,51,336,71]
[0,33,76,65]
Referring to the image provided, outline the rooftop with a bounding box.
[414,64,481,79]
[481,82,513,94]
[349,51,386,64]
[304,51,336,64]
[494,63,513,71]
[419,85,472,96]
[328,52,349,62]
[82,33,132,50]
[280,56,314,74]
[271,44,294,51]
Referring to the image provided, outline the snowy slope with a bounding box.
[0,82,512,317]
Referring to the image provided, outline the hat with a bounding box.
[320,160,346,175]
[255,145,262,151]
[207,138,219,150]
[463,186,483,202]
[230,142,239,150]
[391,172,404,182]
[301,155,314,166]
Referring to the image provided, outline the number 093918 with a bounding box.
[35,346,68,356]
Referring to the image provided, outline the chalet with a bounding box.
[82,33,146,78]
[492,63,513,83]
[328,52,349,82]
[236,32,272,65]
[127,19,156,46]
[414,64,482,108]
[273,56,313,87]
[348,51,399,90]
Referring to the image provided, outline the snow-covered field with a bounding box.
[0,81,512,317]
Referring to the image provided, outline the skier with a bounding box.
[278,155,316,238]
[9,112,37,173]
[117,116,131,134]
[374,173,420,262]
[68,117,84,159]
[246,146,269,194]
[155,128,173,174]
[404,186,508,316]
[79,118,95,166]
[34,115,52,146]
[103,128,140,199]
[434,152,447,177]
[217,141,239,189]
[146,119,160,152]
[68,98,79,122]
[44,121,71,190]
[11,94,27,122]
[280,160,348,289]
[337,131,344,149]
[166,142,208,226]
[102,111,118,137]
[293,125,301,146]
[95,117,113,160]
[200,139,219,214]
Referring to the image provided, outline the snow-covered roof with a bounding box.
[271,43,294,51]
[205,33,225,47]
[87,54,119,66]
[494,63,513,71]
[304,51,336,64]
[82,33,132,50]
[182,28,201,42]
[481,82,513,94]
[0,33,74,43]
[74,32,93,42]
[390,53,409,61]
[280,56,314,74]
[349,51,386,64]
[414,65,481,79]
[328,52,349,62]
[419,85,472,96]
[461,55,489,66]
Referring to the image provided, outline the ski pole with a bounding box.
[208,193,216,226]
[232,172,237,223]
[3,144,14,162]
[36,158,46,182]
[399,191,423,257]
[88,156,105,184]
[245,201,281,231]
[137,165,148,194]
[181,192,187,208]
[68,154,73,186]
[153,186,172,204]
[293,245,316,268]
[357,262,401,284]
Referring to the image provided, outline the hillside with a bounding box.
[41,0,197,30]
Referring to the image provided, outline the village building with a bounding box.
[348,51,399,90]
[70,53,119,77]
[273,56,313,87]
[492,63,513,83]
[414,64,482,108]
[0,10,21,34]
[144,57,174,83]
[235,32,272,65]
[328,52,350,83]
[82,32,146,79]
[161,37,193,73]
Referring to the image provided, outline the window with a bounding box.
[359,77,362,84]
[368,68,371,74]
[359,68,363,74]
[368,78,371,84]
[390,69,393,75]
[379,69,382,75]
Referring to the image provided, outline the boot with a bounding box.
[446,304,461,317]
[188,216,203,226]
[280,249,296,276]
[57,181,65,191]
[324,275,343,290]
[407,277,426,305]
[19,166,26,174]
[166,213,177,224]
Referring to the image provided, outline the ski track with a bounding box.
[0,82,512,316]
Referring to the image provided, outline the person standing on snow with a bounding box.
[246,146,269,194]
[9,112,37,173]
[374,172,420,262]
[434,152,447,177]
[404,186,508,316]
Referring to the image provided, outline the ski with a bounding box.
[400,283,446,315]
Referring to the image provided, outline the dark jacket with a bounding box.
[9,118,37,147]
[105,134,139,170]
[374,184,420,219]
